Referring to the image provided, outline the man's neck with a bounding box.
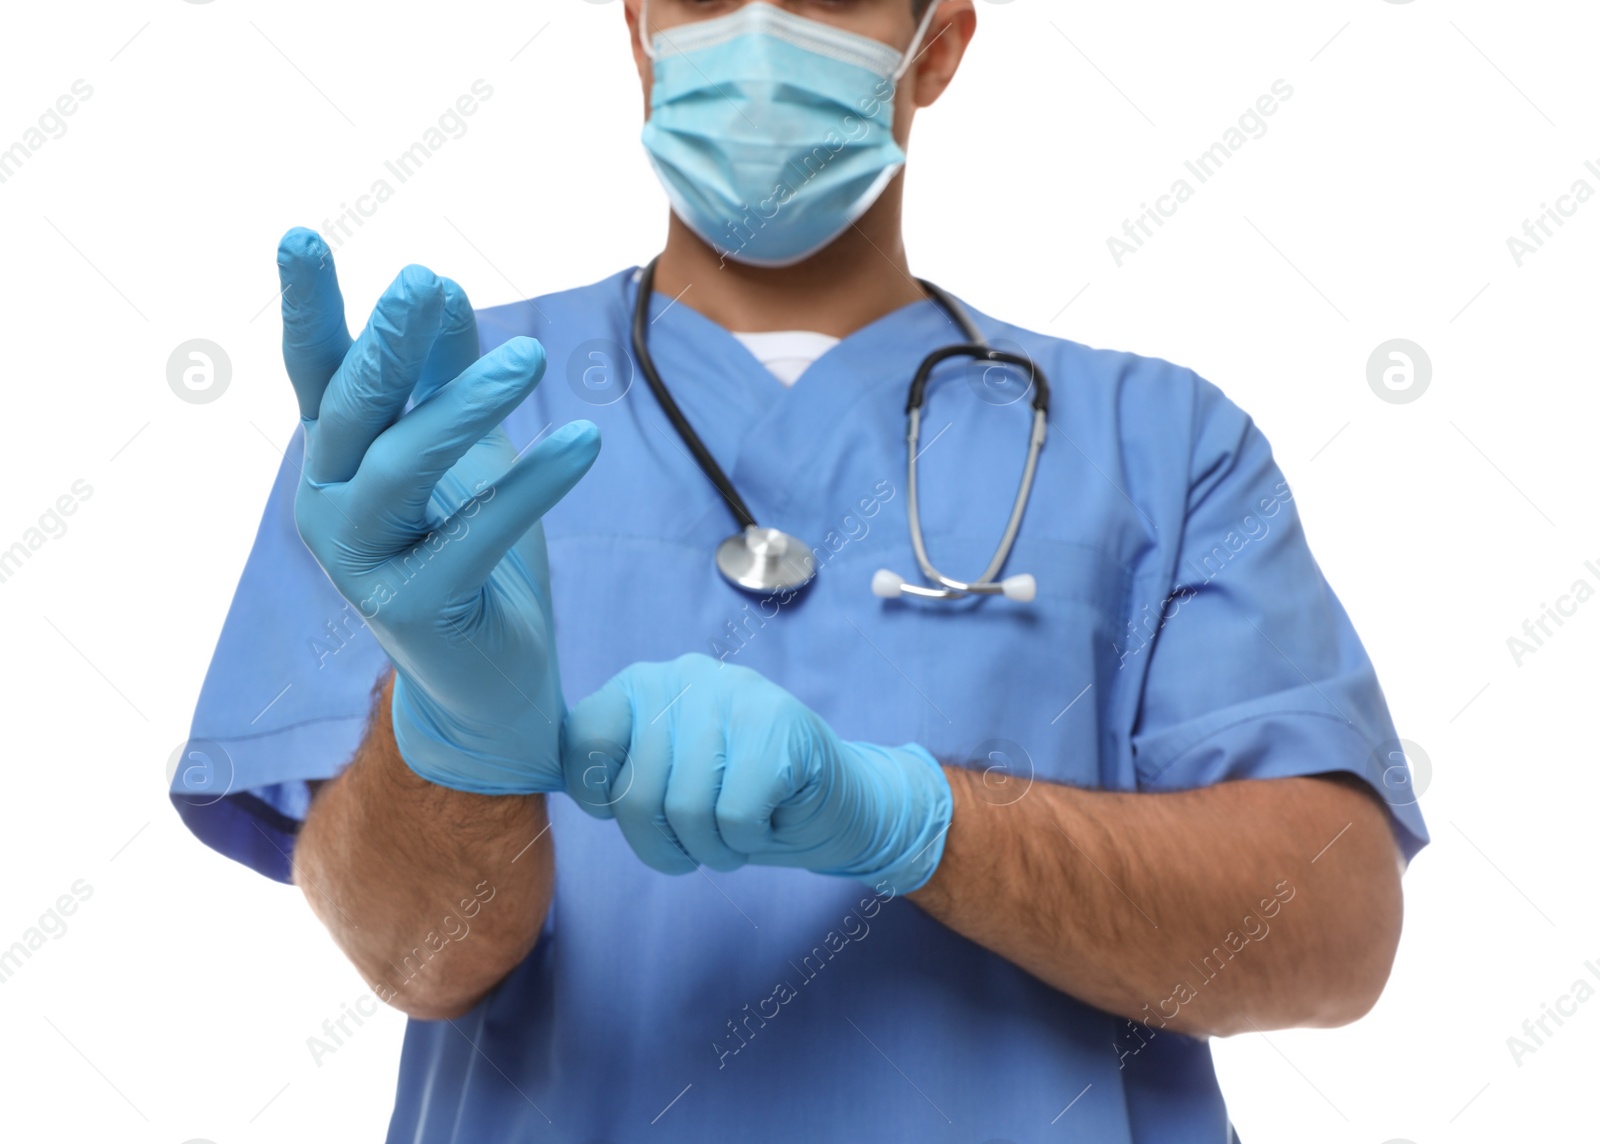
[648,183,928,337]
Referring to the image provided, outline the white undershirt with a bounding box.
[731,330,840,387]
[627,268,839,386]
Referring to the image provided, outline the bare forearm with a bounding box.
[294,672,555,1020]
[909,768,1403,1037]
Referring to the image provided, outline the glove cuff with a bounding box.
[391,675,557,796]
[847,741,953,895]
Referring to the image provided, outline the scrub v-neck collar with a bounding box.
[622,266,975,534]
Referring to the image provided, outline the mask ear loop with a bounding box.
[638,0,661,61]
[892,2,945,81]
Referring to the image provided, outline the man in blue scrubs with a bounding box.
[175,1,1428,1140]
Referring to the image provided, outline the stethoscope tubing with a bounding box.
[630,255,1050,601]
[631,258,758,530]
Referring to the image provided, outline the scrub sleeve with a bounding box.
[172,425,388,883]
[1128,377,1428,860]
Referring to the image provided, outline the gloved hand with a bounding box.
[278,227,600,794]
[561,653,953,892]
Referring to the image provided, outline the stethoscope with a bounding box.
[631,256,1050,602]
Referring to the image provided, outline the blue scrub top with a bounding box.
[175,267,1428,1144]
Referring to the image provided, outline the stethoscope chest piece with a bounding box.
[715,525,817,594]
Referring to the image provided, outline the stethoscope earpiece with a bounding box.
[873,568,1037,603]
[871,569,907,598]
[1001,573,1038,603]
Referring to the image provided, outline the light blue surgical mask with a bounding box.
[639,1,939,267]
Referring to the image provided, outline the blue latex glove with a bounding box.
[561,654,953,893]
[277,227,600,794]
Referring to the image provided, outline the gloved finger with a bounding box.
[612,756,697,875]
[562,676,635,819]
[350,337,546,528]
[307,264,446,486]
[412,278,479,407]
[610,669,697,874]
[714,740,789,856]
[278,227,352,421]
[662,721,747,872]
[439,419,601,591]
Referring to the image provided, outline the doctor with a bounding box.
[176,1,1428,1140]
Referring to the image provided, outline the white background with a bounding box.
[0,1,1595,1141]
